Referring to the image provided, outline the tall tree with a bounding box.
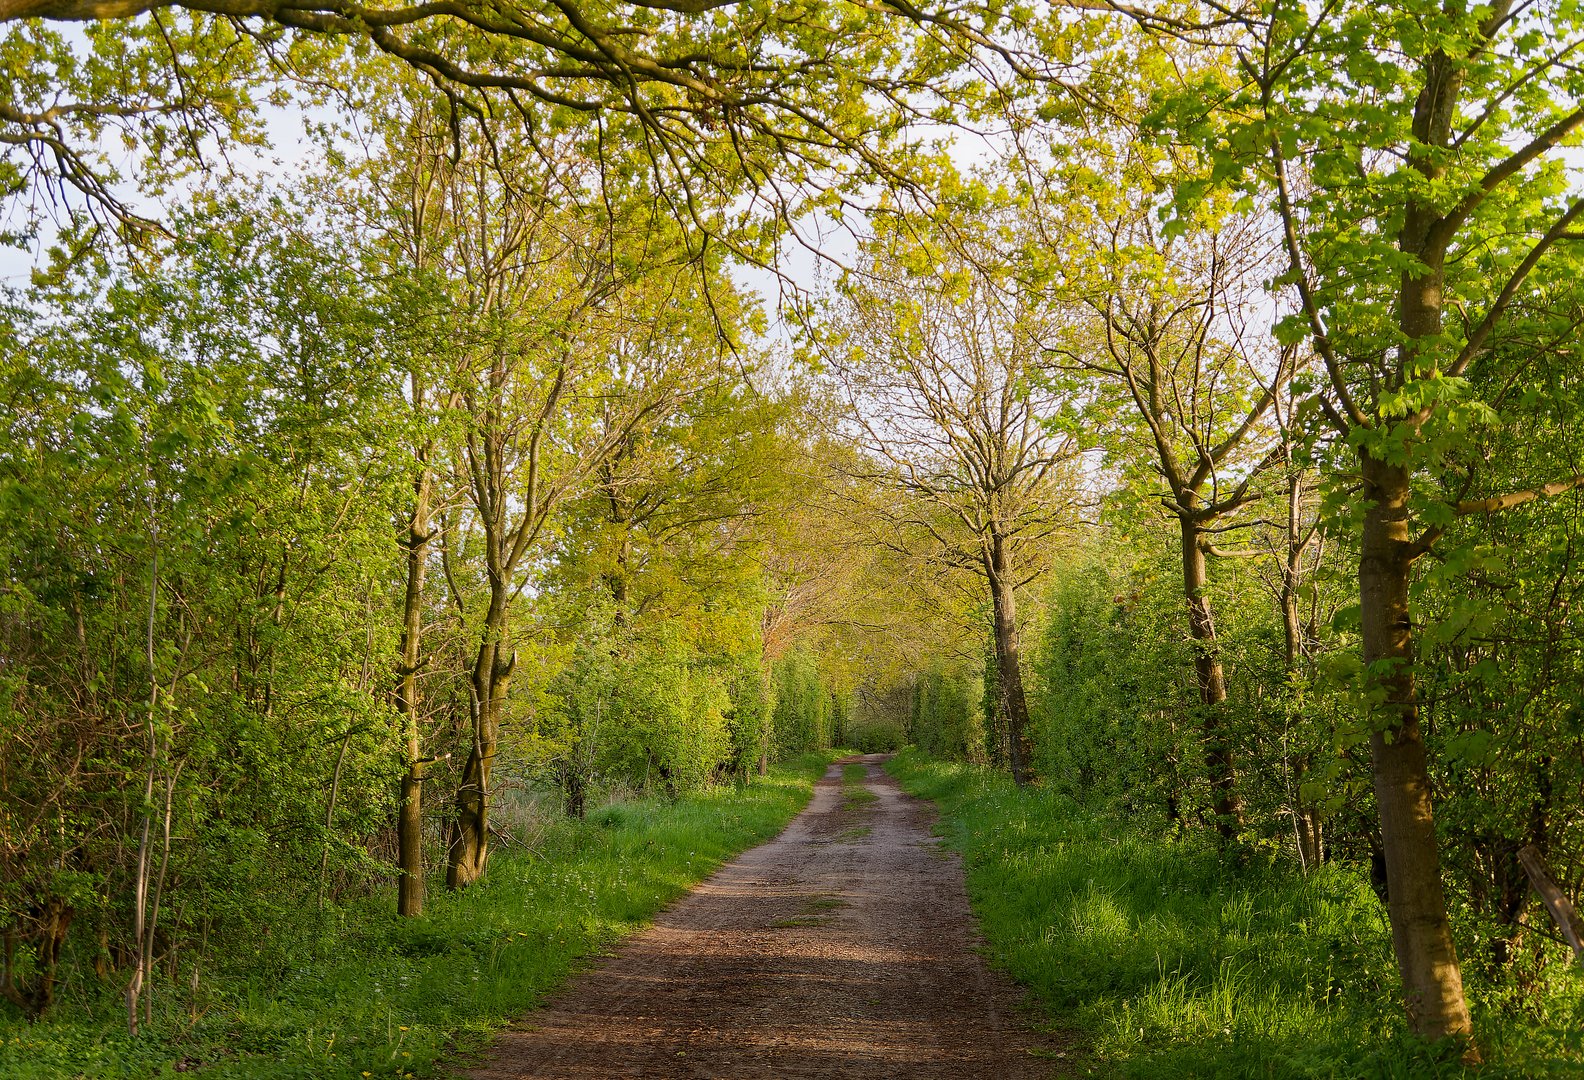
[817,209,1085,785]
[1037,142,1297,837]
[364,100,461,918]
[1155,0,1584,1048]
[397,115,740,887]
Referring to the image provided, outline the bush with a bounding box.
[0,754,838,1079]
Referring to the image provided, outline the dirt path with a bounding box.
[460,754,1068,1079]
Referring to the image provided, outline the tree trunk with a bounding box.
[1281,540,1323,870]
[1279,471,1324,868]
[562,754,588,819]
[1351,102,1479,1039]
[1358,452,1473,1045]
[1179,517,1243,839]
[1279,470,1305,674]
[447,592,512,890]
[395,463,431,917]
[1292,755,1324,870]
[987,535,1033,786]
[128,505,159,1036]
[447,739,489,889]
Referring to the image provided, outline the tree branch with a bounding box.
[1454,474,1584,516]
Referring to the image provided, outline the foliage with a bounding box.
[771,648,840,757]
[8,0,1584,1060]
[0,112,853,1033]
[1029,538,1197,816]
[0,195,409,1017]
[1143,0,1584,1039]
[888,750,1584,1079]
[908,666,984,763]
[0,753,834,1078]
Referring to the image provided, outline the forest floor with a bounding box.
[457,754,1073,1079]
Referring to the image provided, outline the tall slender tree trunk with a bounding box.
[1344,131,1477,1041]
[1279,472,1324,868]
[395,461,432,917]
[1279,472,1306,674]
[987,534,1033,786]
[128,484,159,1036]
[1358,452,1473,1043]
[1179,516,1244,839]
[447,588,512,890]
[1291,760,1323,871]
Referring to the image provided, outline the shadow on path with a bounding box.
[460,754,1070,1079]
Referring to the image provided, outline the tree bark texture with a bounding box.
[1358,453,1472,1043]
[1292,777,1324,871]
[395,462,431,917]
[1280,471,1324,868]
[1344,50,1477,1038]
[1516,844,1584,966]
[1179,517,1244,839]
[987,534,1033,786]
[446,589,513,890]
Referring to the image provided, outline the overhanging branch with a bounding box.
[1454,474,1584,516]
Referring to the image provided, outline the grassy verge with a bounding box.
[0,753,835,1080]
[886,748,1584,1080]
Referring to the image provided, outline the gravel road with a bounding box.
[460,754,1069,1079]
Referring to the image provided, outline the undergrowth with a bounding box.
[886,748,1584,1079]
[0,753,834,1080]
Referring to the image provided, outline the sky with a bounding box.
[0,27,1009,351]
[0,90,849,373]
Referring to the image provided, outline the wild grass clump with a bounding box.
[840,762,879,810]
[0,753,834,1080]
[887,749,1584,1079]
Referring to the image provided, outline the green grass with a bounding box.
[840,762,878,810]
[886,748,1584,1079]
[0,753,834,1080]
[770,894,845,928]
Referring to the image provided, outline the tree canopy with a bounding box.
[6,0,1584,1069]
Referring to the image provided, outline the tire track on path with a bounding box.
[460,753,1068,1078]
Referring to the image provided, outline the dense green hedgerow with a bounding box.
[0,753,834,1080]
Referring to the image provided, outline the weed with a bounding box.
[840,763,878,810]
[770,894,844,929]
[770,916,826,928]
